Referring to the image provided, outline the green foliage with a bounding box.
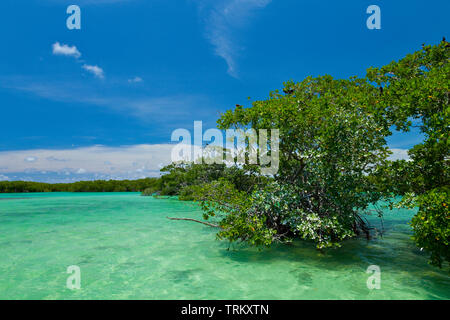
[410,188,450,268]
[157,162,227,196]
[157,162,267,199]
[190,178,252,221]
[212,75,389,249]
[188,179,277,247]
[219,212,277,247]
[178,185,200,201]
[368,40,449,267]
[369,160,416,195]
[141,187,156,197]
[247,182,358,249]
[186,42,448,258]
[367,40,449,194]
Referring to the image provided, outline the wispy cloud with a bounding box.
[52,42,81,59]
[128,76,143,83]
[46,156,68,162]
[82,64,105,79]
[45,0,134,4]
[195,0,271,78]
[0,76,211,121]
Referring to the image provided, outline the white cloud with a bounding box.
[0,144,174,178]
[128,76,143,83]
[196,0,271,77]
[24,156,38,162]
[46,0,133,4]
[52,42,81,59]
[388,148,410,161]
[82,64,105,79]
[0,145,413,183]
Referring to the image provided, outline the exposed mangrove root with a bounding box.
[166,217,221,228]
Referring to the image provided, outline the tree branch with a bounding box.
[166,216,221,228]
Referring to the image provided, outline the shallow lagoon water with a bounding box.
[0,192,448,299]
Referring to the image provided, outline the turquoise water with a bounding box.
[0,192,448,300]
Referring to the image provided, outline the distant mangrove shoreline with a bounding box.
[0,178,160,193]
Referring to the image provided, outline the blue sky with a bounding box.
[0,0,448,182]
